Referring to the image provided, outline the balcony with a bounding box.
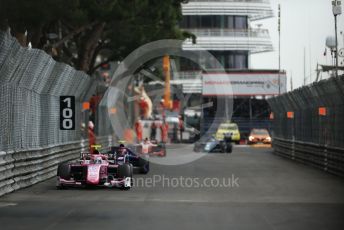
[182,28,273,53]
[188,0,270,2]
[182,0,273,21]
[185,28,270,38]
[172,71,203,94]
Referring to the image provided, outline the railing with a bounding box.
[0,141,83,197]
[182,28,273,53]
[187,0,269,3]
[273,138,344,177]
[182,0,274,21]
[174,71,202,80]
[185,28,270,38]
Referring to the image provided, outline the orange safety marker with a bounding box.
[82,102,90,110]
[287,111,294,119]
[109,107,117,114]
[318,107,327,116]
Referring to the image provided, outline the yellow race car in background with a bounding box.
[215,122,241,144]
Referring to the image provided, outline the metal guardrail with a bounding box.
[0,141,83,197]
[273,138,344,177]
[0,135,115,197]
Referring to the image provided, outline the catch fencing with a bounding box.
[268,74,344,176]
[0,31,95,151]
[0,31,113,196]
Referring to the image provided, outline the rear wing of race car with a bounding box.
[128,143,166,156]
[80,152,108,160]
[80,144,106,158]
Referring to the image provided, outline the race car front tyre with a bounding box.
[226,146,232,153]
[138,157,149,174]
[56,177,65,190]
[140,163,150,174]
[118,164,133,190]
[57,163,71,180]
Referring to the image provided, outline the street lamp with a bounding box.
[332,0,342,77]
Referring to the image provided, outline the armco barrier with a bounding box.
[0,141,83,197]
[273,138,344,177]
[0,136,116,197]
[0,151,15,196]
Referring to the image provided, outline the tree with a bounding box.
[0,0,193,74]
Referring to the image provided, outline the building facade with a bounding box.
[175,0,287,137]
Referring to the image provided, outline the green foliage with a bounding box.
[0,0,191,74]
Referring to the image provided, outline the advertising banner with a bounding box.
[202,73,287,96]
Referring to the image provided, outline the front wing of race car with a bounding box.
[57,177,131,188]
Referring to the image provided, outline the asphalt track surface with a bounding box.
[1,145,344,230]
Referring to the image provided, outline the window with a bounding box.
[234,16,247,29]
[201,16,212,28]
[213,16,221,28]
[189,16,199,28]
[180,16,248,29]
[226,16,234,29]
[180,16,239,29]
[226,54,235,69]
[234,53,248,69]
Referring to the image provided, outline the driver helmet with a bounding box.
[118,144,126,155]
[94,156,102,164]
[93,149,100,155]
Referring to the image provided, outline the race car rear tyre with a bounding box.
[57,163,71,180]
[118,164,133,178]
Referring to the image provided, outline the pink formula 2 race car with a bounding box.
[56,152,133,190]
